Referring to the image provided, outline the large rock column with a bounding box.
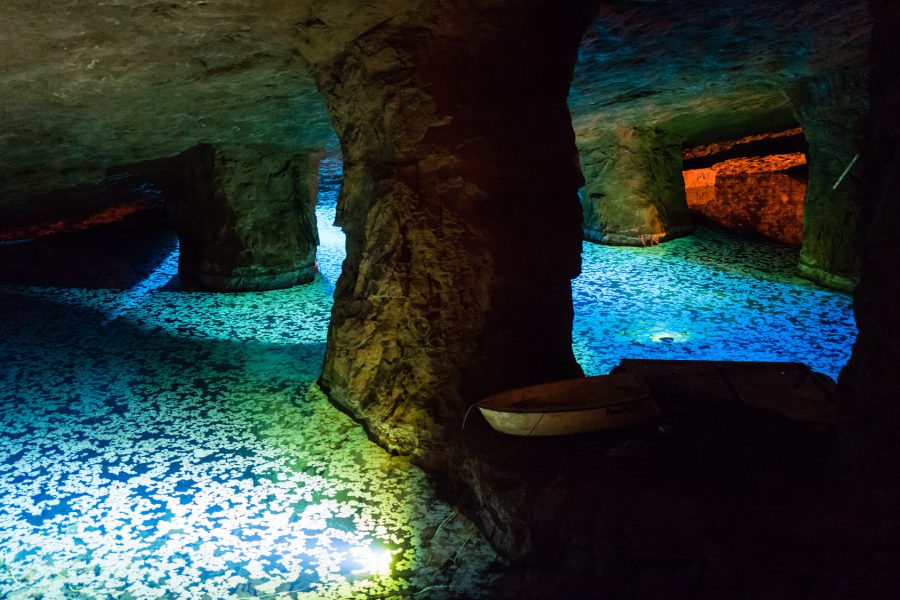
[790,73,869,291]
[578,127,693,246]
[297,0,594,458]
[169,144,319,291]
[837,0,900,510]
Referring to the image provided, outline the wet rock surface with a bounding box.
[580,127,693,246]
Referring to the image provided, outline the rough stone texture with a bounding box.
[684,151,808,245]
[836,0,900,517]
[0,1,335,208]
[580,127,693,246]
[167,144,319,291]
[296,0,594,458]
[571,0,871,145]
[693,169,806,245]
[683,128,807,170]
[789,72,869,291]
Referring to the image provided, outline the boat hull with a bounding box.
[479,396,658,436]
[477,373,658,436]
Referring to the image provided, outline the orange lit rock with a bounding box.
[684,151,808,245]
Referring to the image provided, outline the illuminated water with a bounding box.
[0,157,856,598]
[573,230,856,380]
[0,157,495,599]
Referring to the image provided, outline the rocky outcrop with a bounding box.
[580,127,692,246]
[789,73,869,291]
[698,169,806,244]
[297,0,594,459]
[167,144,319,291]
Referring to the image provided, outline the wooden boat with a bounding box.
[477,373,658,436]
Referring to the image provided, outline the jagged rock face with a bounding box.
[789,73,868,292]
[0,1,334,208]
[571,0,871,145]
[297,0,594,457]
[579,127,692,245]
[166,144,319,291]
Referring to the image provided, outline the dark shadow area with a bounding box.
[441,392,900,598]
[0,216,177,290]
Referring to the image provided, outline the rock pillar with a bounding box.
[579,126,693,246]
[790,73,869,291]
[836,0,900,509]
[297,0,594,458]
[169,144,319,291]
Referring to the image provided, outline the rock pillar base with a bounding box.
[169,144,319,291]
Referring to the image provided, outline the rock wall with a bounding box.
[790,72,869,291]
[168,144,319,291]
[580,127,693,246]
[837,0,900,512]
[684,156,808,245]
[297,0,595,459]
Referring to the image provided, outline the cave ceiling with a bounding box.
[0,0,870,207]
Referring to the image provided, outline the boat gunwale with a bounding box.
[477,394,653,415]
[477,374,652,415]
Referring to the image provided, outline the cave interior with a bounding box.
[1,1,898,598]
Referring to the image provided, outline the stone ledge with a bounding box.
[797,261,858,293]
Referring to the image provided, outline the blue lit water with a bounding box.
[0,156,856,598]
[573,231,855,380]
